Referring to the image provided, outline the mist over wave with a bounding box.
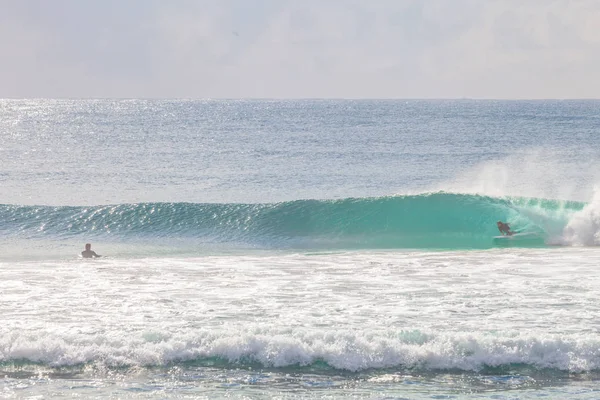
[0,192,590,250]
[438,149,600,203]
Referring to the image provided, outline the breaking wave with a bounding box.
[0,193,589,249]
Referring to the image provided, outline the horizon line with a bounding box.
[1,97,600,101]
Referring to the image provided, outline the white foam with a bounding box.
[1,250,600,373]
[1,329,599,372]
[562,188,600,246]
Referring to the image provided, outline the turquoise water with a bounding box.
[0,194,587,250]
[1,99,600,398]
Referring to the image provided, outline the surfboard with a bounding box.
[494,232,538,240]
[493,232,543,247]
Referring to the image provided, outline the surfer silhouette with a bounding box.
[496,221,514,236]
[81,243,101,258]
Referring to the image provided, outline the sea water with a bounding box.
[1,99,600,399]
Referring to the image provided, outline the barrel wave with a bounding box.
[0,193,586,250]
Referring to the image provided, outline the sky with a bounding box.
[1,0,600,99]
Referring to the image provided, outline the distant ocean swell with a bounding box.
[1,329,599,373]
[0,193,590,249]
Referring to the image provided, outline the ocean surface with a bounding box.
[1,99,600,399]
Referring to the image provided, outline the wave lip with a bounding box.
[1,329,599,373]
[0,193,588,250]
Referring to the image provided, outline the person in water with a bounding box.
[81,243,101,258]
[496,221,514,236]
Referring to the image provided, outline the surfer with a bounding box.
[81,243,101,258]
[496,221,514,236]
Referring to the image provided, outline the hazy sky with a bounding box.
[2,0,599,98]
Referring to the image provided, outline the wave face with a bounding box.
[0,193,586,249]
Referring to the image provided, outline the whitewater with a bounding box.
[1,99,600,398]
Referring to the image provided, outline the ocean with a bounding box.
[1,99,600,399]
